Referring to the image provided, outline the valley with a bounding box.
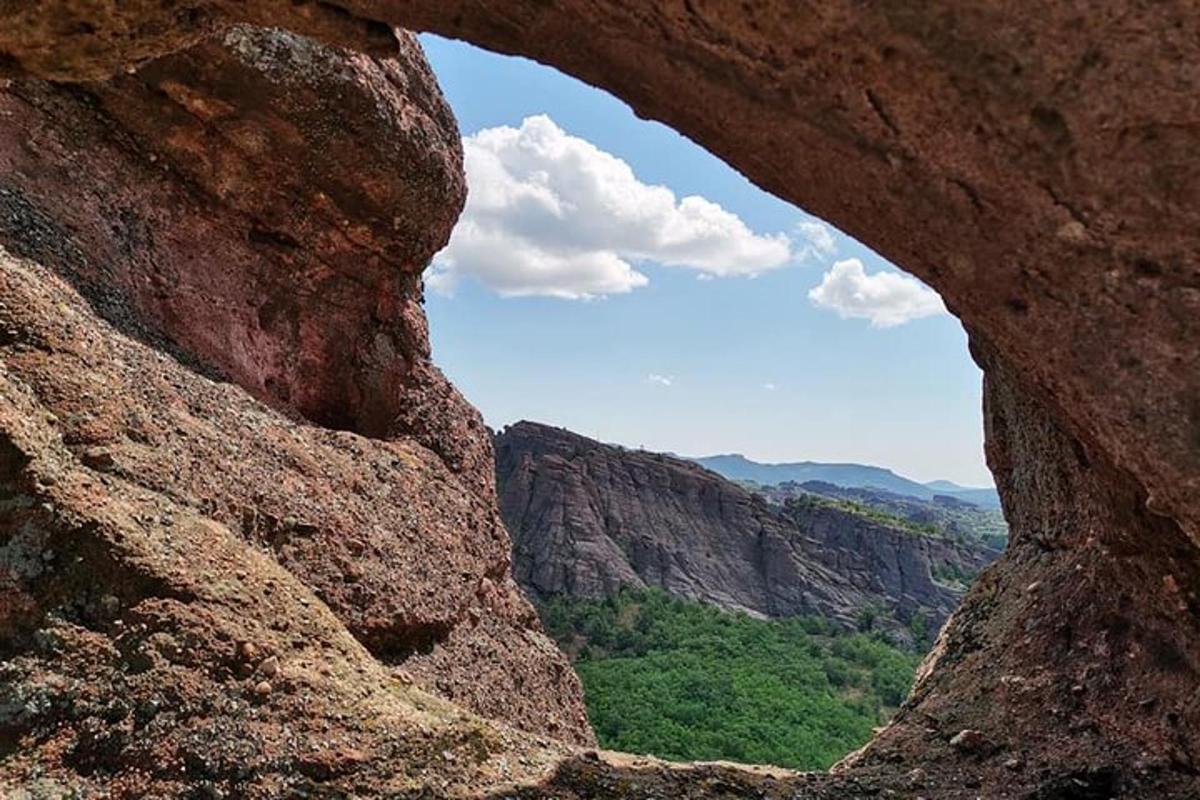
[540,589,921,770]
[496,421,1005,767]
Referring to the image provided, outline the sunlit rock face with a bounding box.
[496,420,996,642]
[2,2,1199,798]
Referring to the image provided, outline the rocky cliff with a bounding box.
[497,421,995,638]
[0,27,594,799]
[760,481,1009,550]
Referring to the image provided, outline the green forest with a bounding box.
[539,589,923,770]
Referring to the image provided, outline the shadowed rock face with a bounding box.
[2,2,1199,798]
[1,25,493,492]
[496,421,994,639]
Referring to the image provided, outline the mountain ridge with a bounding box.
[690,452,1000,508]
[495,421,1000,643]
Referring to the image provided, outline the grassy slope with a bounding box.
[540,589,922,770]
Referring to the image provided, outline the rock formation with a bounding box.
[497,421,993,638]
[760,481,1008,549]
[1,26,595,798]
[2,2,1199,798]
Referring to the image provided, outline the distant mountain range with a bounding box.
[689,454,1001,509]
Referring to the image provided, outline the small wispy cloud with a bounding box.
[762,382,777,391]
[795,219,837,261]
[646,373,674,387]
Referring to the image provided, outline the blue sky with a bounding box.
[420,35,991,487]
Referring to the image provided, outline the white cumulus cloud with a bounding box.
[646,373,674,387]
[428,115,793,299]
[808,258,947,328]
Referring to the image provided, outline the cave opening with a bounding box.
[417,34,1004,772]
[2,4,1198,798]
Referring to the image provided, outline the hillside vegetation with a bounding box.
[754,480,1009,551]
[540,589,922,770]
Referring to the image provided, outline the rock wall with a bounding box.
[1,25,492,490]
[0,31,595,798]
[830,346,1200,795]
[497,421,992,638]
[0,280,583,795]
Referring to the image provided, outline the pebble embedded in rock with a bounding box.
[949,729,988,753]
[253,680,273,697]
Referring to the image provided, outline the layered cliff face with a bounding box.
[2,2,1199,798]
[0,27,594,798]
[497,421,992,638]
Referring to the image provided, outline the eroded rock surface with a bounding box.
[0,29,594,792]
[828,346,1200,797]
[497,421,993,639]
[1,25,494,491]
[0,282,580,795]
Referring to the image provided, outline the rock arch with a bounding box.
[1,2,1198,797]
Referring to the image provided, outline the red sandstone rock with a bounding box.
[0,26,592,762]
[0,274,582,795]
[2,2,1200,798]
[0,1,398,81]
[1,25,494,493]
